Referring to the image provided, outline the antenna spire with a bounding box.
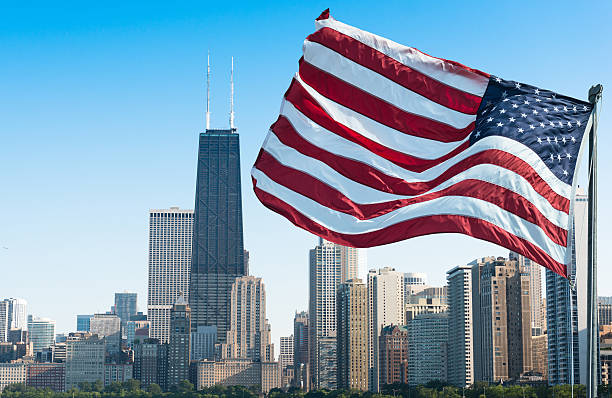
[230,56,235,130]
[206,51,211,131]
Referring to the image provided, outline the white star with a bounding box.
[524,100,530,105]
[495,77,502,83]
[529,124,536,130]
[563,106,568,112]
[518,128,524,133]
[546,137,551,143]
[539,122,545,128]
[535,89,540,95]
[566,153,572,159]
[573,105,577,112]
[544,108,549,112]
[536,98,542,102]
[533,109,538,115]
[497,122,504,127]
[500,109,507,114]
[554,137,558,143]
[576,120,581,127]
[583,105,588,111]
[475,131,481,137]
[550,154,554,161]
[515,82,522,89]
[521,113,528,118]
[549,121,555,127]
[571,136,576,143]
[537,137,542,144]
[563,170,568,176]
[558,121,564,127]
[512,104,519,109]
[509,117,516,122]
[501,90,508,97]
[553,107,559,112]
[567,121,572,128]
[487,117,494,122]
[562,137,567,144]
[557,154,562,162]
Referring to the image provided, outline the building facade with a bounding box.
[27,363,65,392]
[27,316,55,354]
[104,364,133,386]
[133,339,168,391]
[378,325,408,386]
[405,297,448,321]
[600,297,612,327]
[0,363,27,392]
[337,279,368,391]
[114,292,138,331]
[195,359,280,393]
[280,335,294,387]
[407,313,449,385]
[191,326,217,361]
[90,314,121,354]
[167,294,190,388]
[293,311,309,389]
[76,315,93,332]
[2,299,27,332]
[65,334,105,390]
[189,128,246,345]
[446,265,474,387]
[148,207,193,344]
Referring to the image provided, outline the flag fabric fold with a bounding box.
[251,9,593,278]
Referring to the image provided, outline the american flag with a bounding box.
[251,9,593,278]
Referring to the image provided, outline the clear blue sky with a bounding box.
[1,1,611,349]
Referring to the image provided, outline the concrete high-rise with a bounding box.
[308,238,358,389]
[0,302,8,343]
[90,314,121,354]
[133,339,168,391]
[446,265,474,387]
[367,267,404,391]
[546,189,590,385]
[189,127,246,344]
[293,311,309,389]
[280,335,294,387]
[148,207,193,344]
[0,299,27,342]
[407,313,449,385]
[114,292,137,329]
[222,276,274,362]
[65,333,105,390]
[337,279,368,391]
[167,294,191,388]
[27,316,55,354]
[509,252,545,331]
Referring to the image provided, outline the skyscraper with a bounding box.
[133,339,168,391]
[90,314,121,354]
[114,292,137,329]
[367,267,405,391]
[167,294,191,388]
[293,311,309,389]
[546,189,590,385]
[27,316,55,354]
[336,279,368,391]
[0,301,8,343]
[308,238,358,389]
[280,335,294,387]
[148,207,193,344]
[509,252,545,331]
[65,333,105,390]
[378,325,409,386]
[599,297,612,326]
[76,315,93,332]
[446,265,474,387]
[189,127,245,344]
[0,299,27,342]
[404,273,428,300]
[407,313,449,385]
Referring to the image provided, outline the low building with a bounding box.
[0,363,27,392]
[104,363,133,386]
[195,359,281,393]
[64,333,105,390]
[601,326,612,385]
[27,363,65,392]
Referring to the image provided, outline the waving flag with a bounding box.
[251,9,593,277]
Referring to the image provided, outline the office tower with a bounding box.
[293,311,309,389]
[308,238,358,389]
[404,272,428,300]
[221,276,274,362]
[27,363,66,392]
[280,335,294,387]
[90,314,121,354]
[0,363,27,392]
[336,279,368,391]
[367,267,404,391]
[167,294,190,388]
[378,325,408,386]
[76,315,93,332]
[472,258,532,382]
[509,252,545,331]
[1,299,27,331]
[446,265,474,387]
[114,292,137,329]
[189,125,246,345]
[191,326,217,361]
[407,313,449,385]
[148,207,193,344]
[133,339,168,391]
[412,286,448,305]
[126,320,150,348]
[405,297,448,321]
[65,333,105,390]
[27,316,55,354]
[546,189,590,385]
[0,302,7,342]
[599,297,612,326]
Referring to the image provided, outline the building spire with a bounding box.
[230,56,235,130]
[206,51,211,131]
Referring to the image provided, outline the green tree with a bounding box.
[177,380,194,393]
[148,384,163,395]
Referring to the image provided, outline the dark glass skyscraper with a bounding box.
[189,128,245,343]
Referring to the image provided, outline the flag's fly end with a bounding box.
[316,9,330,21]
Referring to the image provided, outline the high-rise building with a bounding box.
[407,313,449,385]
[191,326,217,361]
[133,339,168,391]
[90,314,121,354]
[546,189,590,385]
[280,335,294,387]
[472,257,532,382]
[405,297,448,321]
[221,276,274,362]
[2,299,27,331]
[336,279,368,391]
[532,333,548,380]
[599,297,612,326]
[189,127,246,345]
[367,267,404,391]
[0,302,8,343]
[378,325,408,386]
[446,265,474,387]
[293,311,309,389]
[148,207,193,344]
[308,238,357,389]
[126,320,150,348]
[509,252,545,331]
[404,273,428,299]
[65,333,105,390]
[114,292,138,329]
[27,316,55,354]
[167,294,190,388]
[76,315,93,332]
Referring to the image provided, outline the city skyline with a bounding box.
[2,1,612,354]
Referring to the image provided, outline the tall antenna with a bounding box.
[230,56,235,130]
[206,51,211,131]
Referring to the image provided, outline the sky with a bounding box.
[1,1,611,351]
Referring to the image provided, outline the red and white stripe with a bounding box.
[251,10,572,277]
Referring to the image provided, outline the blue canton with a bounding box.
[471,76,593,185]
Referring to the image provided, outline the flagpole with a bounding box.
[587,83,602,398]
